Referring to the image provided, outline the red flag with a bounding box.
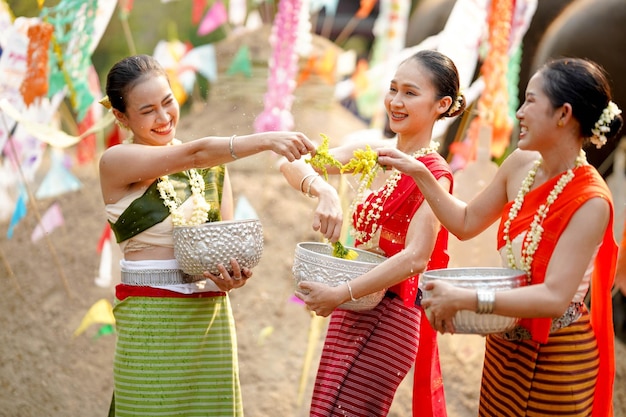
[97,223,112,253]
[192,0,207,24]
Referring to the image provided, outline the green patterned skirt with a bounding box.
[111,293,242,417]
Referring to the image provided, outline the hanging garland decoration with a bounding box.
[20,21,54,107]
[254,0,305,132]
[465,0,515,160]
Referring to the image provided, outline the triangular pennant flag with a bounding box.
[31,201,64,242]
[73,299,116,337]
[93,324,115,339]
[94,236,113,288]
[192,0,207,24]
[197,0,227,36]
[7,188,28,239]
[35,150,82,199]
[226,45,252,77]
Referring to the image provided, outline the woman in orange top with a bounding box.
[378,57,623,416]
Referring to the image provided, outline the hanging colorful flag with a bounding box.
[35,149,82,199]
[31,201,64,242]
[93,324,115,339]
[197,0,227,36]
[7,187,27,239]
[226,45,252,78]
[229,0,246,27]
[41,0,100,121]
[73,299,116,337]
[192,0,207,24]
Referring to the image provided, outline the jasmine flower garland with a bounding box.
[352,142,440,244]
[590,101,622,149]
[503,151,586,282]
[157,169,213,227]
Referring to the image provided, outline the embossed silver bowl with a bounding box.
[292,242,387,311]
[421,267,527,334]
[173,219,264,276]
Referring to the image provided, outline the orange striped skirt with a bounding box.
[479,312,599,416]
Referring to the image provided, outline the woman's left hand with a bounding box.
[421,280,459,334]
[295,281,345,317]
[204,258,253,292]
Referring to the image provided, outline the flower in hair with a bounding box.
[447,92,463,116]
[590,100,621,149]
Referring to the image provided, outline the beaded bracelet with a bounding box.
[476,288,495,314]
[229,134,238,160]
[346,281,358,302]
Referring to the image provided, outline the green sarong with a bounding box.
[112,295,242,417]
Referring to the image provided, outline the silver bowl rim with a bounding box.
[173,218,262,230]
[422,267,526,279]
[295,241,387,265]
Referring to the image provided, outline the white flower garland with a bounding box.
[590,100,621,149]
[157,169,212,227]
[351,142,440,243]
[503,151,586,282]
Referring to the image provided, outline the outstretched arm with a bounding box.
[377,147,508,240]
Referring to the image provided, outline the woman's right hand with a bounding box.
[377,147,426,176]
[203,258,253,292]
[265,132,316,162]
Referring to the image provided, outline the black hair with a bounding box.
[407,49,466,119]
[540,57,623,145]
[105,55,168,113]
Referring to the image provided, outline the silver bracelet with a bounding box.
[346,281,358,302]
[305,175,320,198]
[299,173,318,194]
[476,288,495,314]
[229,134,238,160]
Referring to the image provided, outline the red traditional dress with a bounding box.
[482,165,617,417]
[309,152,452,417]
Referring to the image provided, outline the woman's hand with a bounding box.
[421,280,460,334]
[266,132,317,162]
[376,147,426,176]
[203,258,253,292]
[313,185,343,242]
[294,281,347,317]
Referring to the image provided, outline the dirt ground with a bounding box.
[1,29,625,417]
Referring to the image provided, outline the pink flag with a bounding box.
[197,0,227,36]
[31,201,64,242]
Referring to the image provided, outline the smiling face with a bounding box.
[383,60,449,139]
[516,72,562,152]
[114,73,180,146]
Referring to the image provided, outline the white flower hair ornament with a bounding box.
[447,91,464,116]
[590,100,622,149]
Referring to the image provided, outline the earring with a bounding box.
[557,120,564,127]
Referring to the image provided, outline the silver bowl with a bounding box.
[421,267,527,334]
[292,242,387,311]
[173,219,264,275]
